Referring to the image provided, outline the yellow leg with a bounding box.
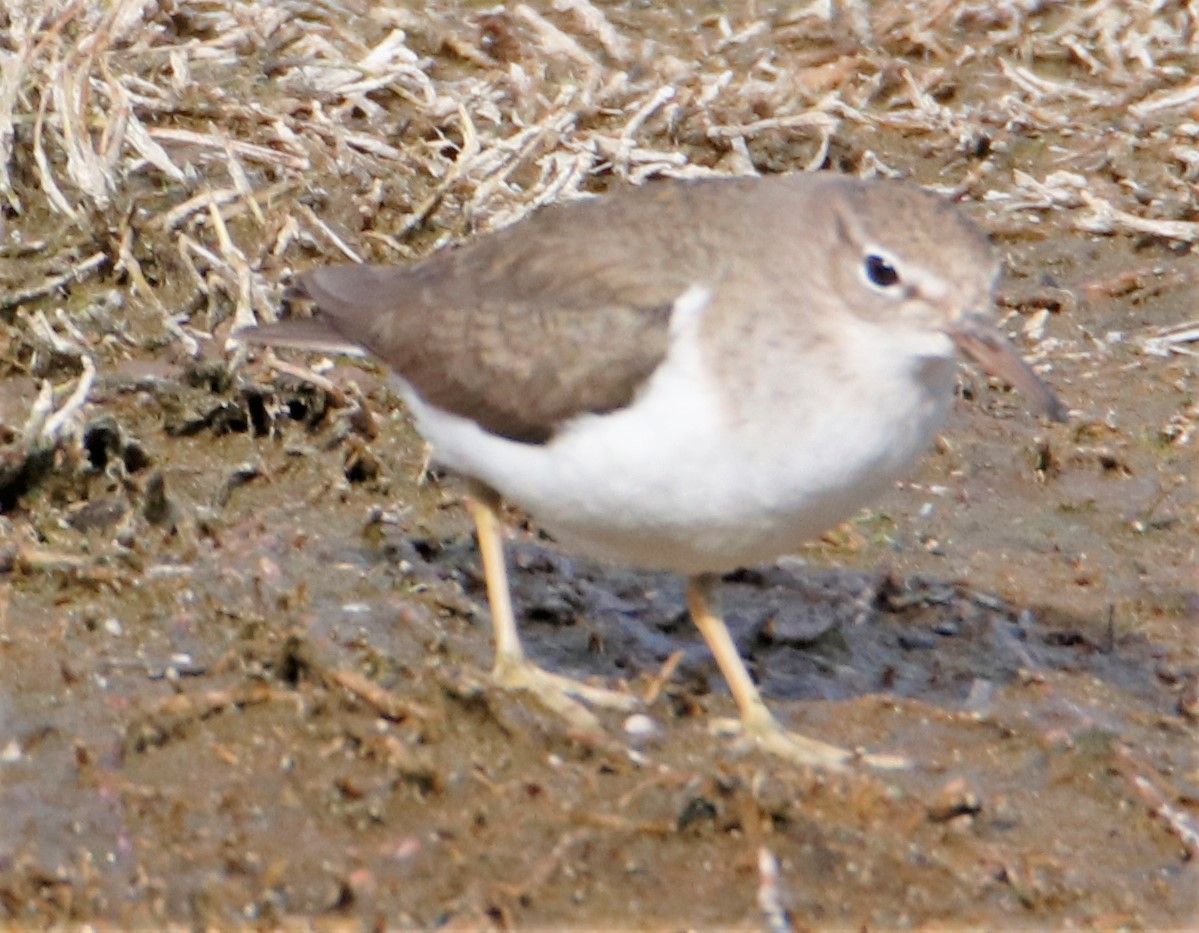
[467,495,639,738]
[686,574,907,771]
[468,493,521,665]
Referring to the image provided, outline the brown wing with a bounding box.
[243,175,863,441]
[289,185,727,443]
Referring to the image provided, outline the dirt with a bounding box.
[3,1,1199,929]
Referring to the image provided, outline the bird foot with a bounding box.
[710,714,910,772]
[493,656,640,742]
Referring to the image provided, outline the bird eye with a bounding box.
[864,253,901,290]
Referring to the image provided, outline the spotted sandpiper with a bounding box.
[239,172,1065,770]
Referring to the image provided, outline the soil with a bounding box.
[2,1,1198,929]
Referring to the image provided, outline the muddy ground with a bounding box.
[2,1,1199,929]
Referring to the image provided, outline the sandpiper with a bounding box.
[239,172,1065,770]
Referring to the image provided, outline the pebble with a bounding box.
[623,713,661,739]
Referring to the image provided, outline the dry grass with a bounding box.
[2,0,1199,446]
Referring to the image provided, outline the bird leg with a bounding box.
[685,574,908,771]
[467,494,639,739]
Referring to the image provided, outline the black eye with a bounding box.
[864,253,900,289]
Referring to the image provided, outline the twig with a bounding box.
[1115,746,1199,860]
[259,354,351,405]
[325,668,438,724]
[0,251,109,312]
[1128,774,1199,859]
[1141,320,1199,358]
[41,354,95,441]
[643,649,683,705]
[757,847,793,933]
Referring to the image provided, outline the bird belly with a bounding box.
[404,333,957,575]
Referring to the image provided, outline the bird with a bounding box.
[237,171,1065,771]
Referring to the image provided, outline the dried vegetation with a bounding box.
[5,0,1199,334]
